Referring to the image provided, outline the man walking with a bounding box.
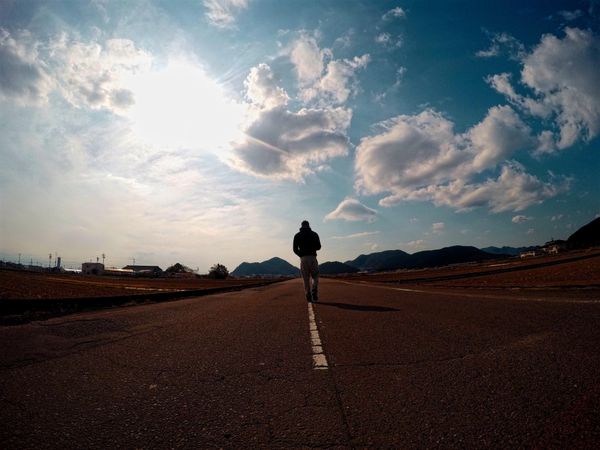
[293,220,322,303]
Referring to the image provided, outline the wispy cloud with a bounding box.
[204,0,250,29]
[382,7,406,21]
[331,231,379,240]
[432,222,445,234]
[512,215,532,223]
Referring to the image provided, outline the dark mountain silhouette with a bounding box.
[231,257,299,277]
[345,250,411,272]
[567,217,600,249]
[406,246,500,269]
[480,246,537,256]
[343,246,501,272]
[319,261,359,275]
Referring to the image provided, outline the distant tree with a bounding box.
[165,263,193,274]
[208,263,229,279]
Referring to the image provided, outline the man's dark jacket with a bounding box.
[293,227,322,257]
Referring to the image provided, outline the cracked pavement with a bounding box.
[1,278,600,448]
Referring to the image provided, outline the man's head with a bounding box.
[301,220,310,229]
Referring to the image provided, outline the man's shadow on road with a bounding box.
[315,301,400,312]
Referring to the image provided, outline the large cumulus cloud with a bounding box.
[487,27,600,151]
[229,63,351,180]
[354,105,568,212]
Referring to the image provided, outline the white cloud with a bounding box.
[244,63,289,109]
[375,33,391,45]
[303,54,370,104]
[488,28,600,152]
[558,10,583,21]
[405,239,426,251]
[376,162,570,213]
[0,29,151,114]
[325,198,377,222]
[393,67,407,87]
[512,215,532,223]
[468,105,534,171]
[382,7,406,20]
[527,228,535,235]
[0,28,52,104]
[289,33,369,105]
[551,214,563,221]
[476,31,525,60]
[375,32,402,48]
[485,73,549,118]
[354,106,545,211]
[229,94,351,180]
[432,222,445,233]
[290,33,329,86]
[48,35,151,113]
[204,0,249,28]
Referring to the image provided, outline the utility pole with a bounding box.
[48,253,52,269]
[102,253,106,266]
[18,253,21,265]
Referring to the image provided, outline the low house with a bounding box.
[82,262,104,275]
[542,240,567,255]
[519,250,537,258]
[122,265,163,276]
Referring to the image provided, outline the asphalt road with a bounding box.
[1,279,600,448]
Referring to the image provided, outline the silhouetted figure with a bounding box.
[293,220,322,303]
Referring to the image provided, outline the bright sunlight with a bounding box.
[127,60,245,151]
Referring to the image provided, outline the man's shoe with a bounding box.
[306,292,312,303]
[311,291,319,303]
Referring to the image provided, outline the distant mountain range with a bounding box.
[230,257,299,277]
[230,218,600,277]
[345,246,500,273]
[480,246,538,256]
[231,246,500,277]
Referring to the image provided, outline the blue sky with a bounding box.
[0,0,599,270]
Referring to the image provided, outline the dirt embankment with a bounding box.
[335,249,600,289]
[0,270,271,300]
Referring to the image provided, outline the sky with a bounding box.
[0,0,599,271]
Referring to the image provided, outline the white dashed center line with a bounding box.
[308,302,328,370]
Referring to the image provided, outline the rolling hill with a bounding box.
[318,261,359,275]
[567,217,600,249]
[344,250,411,272]
[231,257,299,277]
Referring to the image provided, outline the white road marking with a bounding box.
[308,302,328,370]
[336,280,600,304]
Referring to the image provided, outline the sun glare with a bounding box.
[127,60,245,151]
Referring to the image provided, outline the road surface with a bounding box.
[1,279,600,448]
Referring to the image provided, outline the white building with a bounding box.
[82,262,104,275]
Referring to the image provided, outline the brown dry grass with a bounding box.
[0,270,270,300]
